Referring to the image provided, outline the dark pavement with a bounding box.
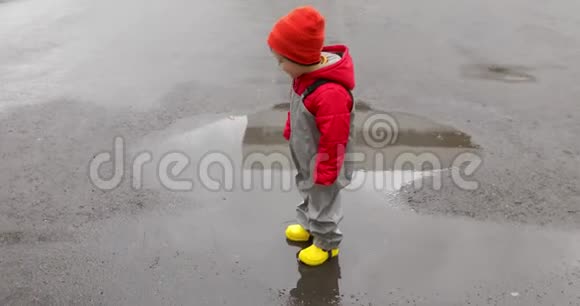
[1,0,580,305]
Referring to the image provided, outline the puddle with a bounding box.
[243,101,478,171]
[83,106,580,305]
[91,167,580,306]
[461,64,536,83]
[276,258,342,305]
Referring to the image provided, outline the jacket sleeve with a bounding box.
[283,111,291,141]
[310,86,352,185]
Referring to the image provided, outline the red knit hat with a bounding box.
[267,6,325,65]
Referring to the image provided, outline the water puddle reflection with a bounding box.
[132,102,480,193]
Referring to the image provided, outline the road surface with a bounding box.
[1,0,580,305]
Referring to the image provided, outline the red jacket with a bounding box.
[284,45,355,185]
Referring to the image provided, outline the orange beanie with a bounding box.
[267,6,325,65]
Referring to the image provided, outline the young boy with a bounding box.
[267,6,356,266]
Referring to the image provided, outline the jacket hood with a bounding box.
[293,45,355,94]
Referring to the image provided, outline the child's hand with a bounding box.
[283,111,291,140]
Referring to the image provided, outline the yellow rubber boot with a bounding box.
[285,224,311,242]
[298,244,339,266]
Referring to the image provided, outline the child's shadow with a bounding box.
[287,258,342,306]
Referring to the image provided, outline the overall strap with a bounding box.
[301,79,354,105]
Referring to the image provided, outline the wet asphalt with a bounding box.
[1,0,580,305]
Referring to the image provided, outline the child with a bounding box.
[267,6,356,266]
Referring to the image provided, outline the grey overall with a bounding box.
[288,79,355,250]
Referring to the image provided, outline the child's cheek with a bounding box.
[278,62,287,73]
[281,63,293,77]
